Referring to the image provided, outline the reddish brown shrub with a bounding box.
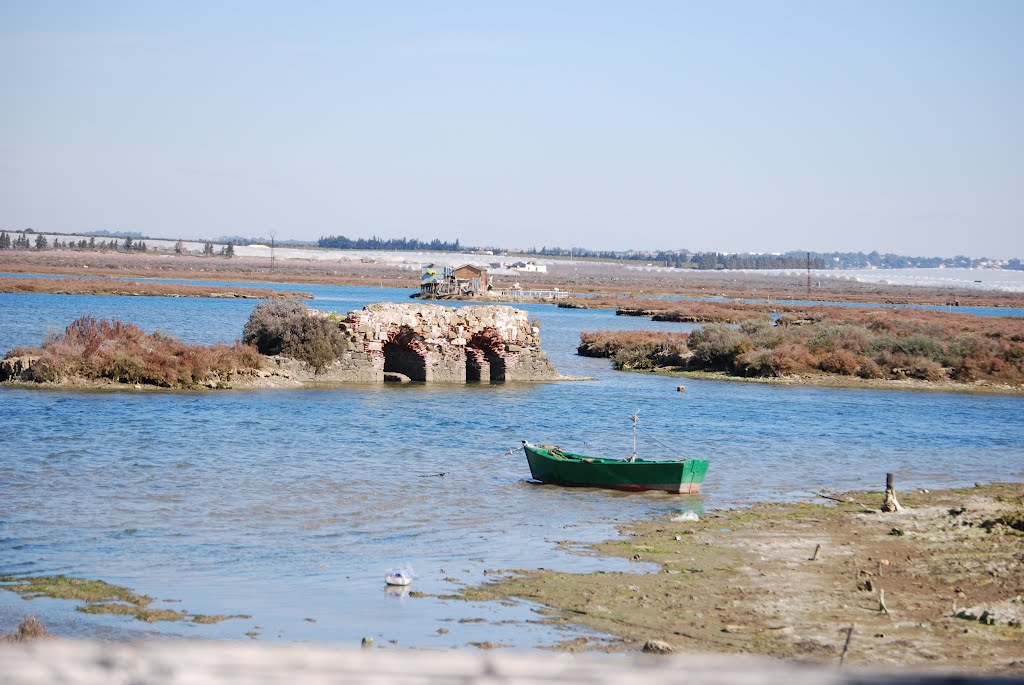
[17,315,261,388]
[578,330,689,358]
[904,357,947,382]
[579,303,1024,386]
[817,349,861,376]
[857,359,886,379]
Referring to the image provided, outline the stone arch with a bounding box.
[383,326,428,382]
[466,329,507,382]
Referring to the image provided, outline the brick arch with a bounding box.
[382,325,428,381]
[465,328,508,382]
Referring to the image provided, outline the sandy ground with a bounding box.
[456,483,1024,675]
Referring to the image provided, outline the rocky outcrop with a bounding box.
[0,355,39,383]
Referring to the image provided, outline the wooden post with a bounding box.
[881,472,903,512]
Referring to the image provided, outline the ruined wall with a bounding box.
[326,302,561,383]
[0,303,563,387]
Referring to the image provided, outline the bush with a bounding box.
[808,325,871,354]
[857,359,885,379]
[243,300,348,371]
[612,347,657,371]
[817,349,860,376]
[892,334,945,361]
[739,319,772,336]
[905,357,947,382]
[734,343,816,377]
[577,305,1024,387]
[20,316,261,387]
[734,349,785,377]
[578,330,689,359]
[687,324,749,369]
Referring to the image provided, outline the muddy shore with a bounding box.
[454,483,1024,674]
[654,369,1024,395]
[0,276,311,299]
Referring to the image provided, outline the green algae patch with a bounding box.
[0,574,249,624]
[77,603,187,622]
[191,613,253,624]
[0,575,149,606]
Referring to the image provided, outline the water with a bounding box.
[2,284,1024,648]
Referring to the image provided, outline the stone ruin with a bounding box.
[320,302,562,383]
[0,302,565,386]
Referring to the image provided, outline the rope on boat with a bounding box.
[629,425,678,457]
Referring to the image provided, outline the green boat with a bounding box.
[521,441,709,494]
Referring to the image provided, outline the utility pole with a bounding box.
[570,246,577,295]
[269,230,277,272]
[806,251,811,296]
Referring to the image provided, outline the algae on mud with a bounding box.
[455,484,1024,672]
[0,575,250,624]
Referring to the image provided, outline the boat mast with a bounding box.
[629,410,640,460]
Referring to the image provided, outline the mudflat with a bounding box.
[458,483,1024,674]
[0,276,310,299]
[4,250,1024,309]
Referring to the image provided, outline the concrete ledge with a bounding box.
[0,640,1007,685]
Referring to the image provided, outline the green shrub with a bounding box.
[612,347,656,371]
[893,334,945,361]
[243,300,348,371]
[687,324,749,369]
[739,319,772,336]
[653,342,691,367]
[808,325,871,354]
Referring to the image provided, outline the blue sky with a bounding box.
[1,1,1021,258]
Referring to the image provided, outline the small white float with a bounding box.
[384,564,414,586]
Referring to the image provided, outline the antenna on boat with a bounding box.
[628,410,640,461]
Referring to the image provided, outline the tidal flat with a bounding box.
[455,483,1024,672]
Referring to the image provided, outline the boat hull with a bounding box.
[522,442,708,494]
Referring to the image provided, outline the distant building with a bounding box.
[420,263,489,298]
[511,261,547,273]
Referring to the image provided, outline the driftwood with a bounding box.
[880,473,903,513]
[839,626,854,666]
[813,492,873,512]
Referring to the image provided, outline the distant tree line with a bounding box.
[524,246,826,269]
[0,231,146,252]
[1,226,1018,270]
[318,234,463,251]
[82,229,146,239]
[523,246,1006,270]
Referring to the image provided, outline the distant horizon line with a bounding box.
[0,227,1019,263]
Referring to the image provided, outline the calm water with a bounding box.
[2,284,1024,648]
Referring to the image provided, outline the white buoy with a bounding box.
[384,564,414,586]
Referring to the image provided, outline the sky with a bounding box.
[1,1,1022,258]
